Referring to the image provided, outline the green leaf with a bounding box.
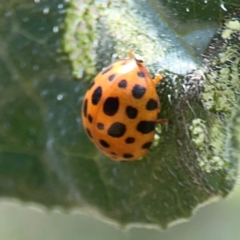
[0,0,239,229]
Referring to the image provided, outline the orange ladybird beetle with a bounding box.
[81,50,166,161]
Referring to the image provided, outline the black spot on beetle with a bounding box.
[86,128,92,138]
[126,106,138,119]
[88,114,93,123]
[83,99,88,117]
[99,139,110,148]
[102,66,113,75]
[125,137,135,144]
[118,79,127,88]
[108,74,116,81]
[97,122,104,130]
[123,153,134,158]
[92,86,102,105]
[103,97,119,116]
[137,71,145,78]
[132,84,146,99]
[108,122,126,138]
[142,141,152,149]
[146,99,158,110]
[137,121,155,134]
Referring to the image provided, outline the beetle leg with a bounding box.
[153,74,164,85]
[156,118,168,125]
